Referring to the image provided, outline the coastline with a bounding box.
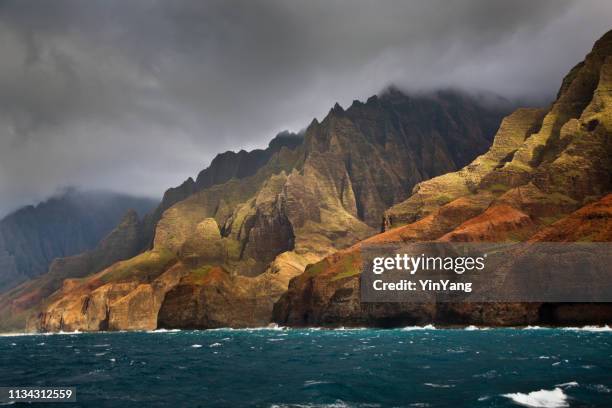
[2,324,611,336]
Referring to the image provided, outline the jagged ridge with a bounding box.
[273,29,612,327]
[24,90,508,332]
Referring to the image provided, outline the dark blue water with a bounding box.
[1,327,611,407]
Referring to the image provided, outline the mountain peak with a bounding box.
[330,102,344,114]
[267,130,303,152]
[592,29,612,53]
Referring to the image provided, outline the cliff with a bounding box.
[0,210,145,331]
[25,90,507,332]
[0,190,156,293]
[273,30,612,327]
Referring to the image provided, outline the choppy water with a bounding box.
[1,326,611,407]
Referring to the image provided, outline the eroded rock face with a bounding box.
[0,190,156,293]
[0,210,147,332]
[26,90,506,332]
[274,30,612,328]
[385,31,612,230]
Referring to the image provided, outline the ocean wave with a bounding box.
[555,381,578,388]
[270,401,355,407]
[423,383,454,388]
[0,330,81,337]
[402,324,436,331]
[303,380,333,387]
[146,329,181,333]
[333,327,366,331]
[191,344,203,348]
[587,384,611,393]
[464,325,489,331]
[206,324,287,332]
[562,325,612,332]
[502,387,568,408]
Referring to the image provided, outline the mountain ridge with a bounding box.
[273,29,612,328]
[0,189,157,293]
[13,88,509,332]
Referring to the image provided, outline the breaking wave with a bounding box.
[502,387,568,408]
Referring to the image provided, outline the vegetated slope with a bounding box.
[273,30,612,327]
[24,89,508,332]
[0,131,303,332]
[0,189,156,292]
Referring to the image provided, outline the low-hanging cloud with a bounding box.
[0,0,610,216]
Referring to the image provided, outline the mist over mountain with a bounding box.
[275,30,612,327]
[0,0,610,215]
[4,87,512,332]
[0,189,156,292]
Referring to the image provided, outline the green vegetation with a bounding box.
[435,195,453,205]
[101,249,176,283]
[539,216,563,226]
[184,265,214,284]
[331,252,362,282]
[305,260,327,277]
[542,192,576,205]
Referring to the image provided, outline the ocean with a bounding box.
[1,326,611,407]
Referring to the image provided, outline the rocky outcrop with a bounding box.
[386,31,612,230]
[0,190,156,293]
[26,89,508,332]
[138,131,304,247]
[274,30,612,328]
[383,108,547,227]
[528,194,612,242]
[0,210,148,331]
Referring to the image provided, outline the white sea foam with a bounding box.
[402,324,436,331]
[423,383,454,388]
[146,329,181,333]
[209,342,222,347]
[270,401,353,407]
[555,381,578,388]
[0,330,81,337]
[191,344,203,348]
[502,387,568,408]
[333,327,366,331]
[303,380,332,387]
[587,384,611,393]
[207,324,287,332]
[562,325,612,332]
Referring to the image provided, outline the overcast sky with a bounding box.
[0,0,611,217]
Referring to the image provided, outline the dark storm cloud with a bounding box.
[0,0,611,216]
